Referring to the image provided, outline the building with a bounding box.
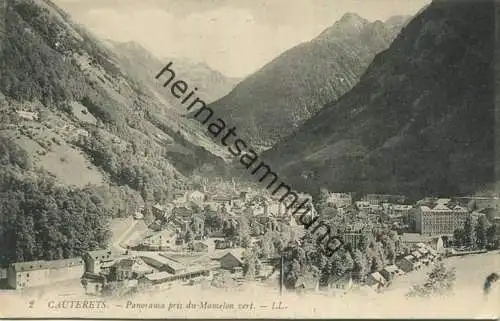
[139,229,177,251]
[380,265,403,282]
[365,194,406,206]
[83,249,126,275]
[388,205,413,217]
[218,249,245,271]
[172,206,195,221]
[326,193,353,208]
[453,196,500,210]
[152,204,168,220]
[215,239,234,249]
[139,253,187,275]
[139,265,210,287]
[355,201,371,211]
[190,241,209,252]
[415,204,469,236]
[396,255,419,273]
[341,233,364,249]
[185,190,206,205]
[401,233,445,253]
[7,258,84,289]
[109,257,154,281]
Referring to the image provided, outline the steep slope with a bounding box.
[204,13,408,149]
[0,0,227,202]
[108,40,238,109]
[262,0,496,200]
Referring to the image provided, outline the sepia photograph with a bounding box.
[0,0,498,319]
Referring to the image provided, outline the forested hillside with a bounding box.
[0,0,228,265]
[263,0,496,199]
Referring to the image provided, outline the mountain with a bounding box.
[262,0,496,200]
[108,40,238,110]
[203,13,408,149]
[0,0,229,204]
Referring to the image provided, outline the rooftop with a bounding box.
[401,233,435,243]
[144,271,172,281]
[11,257,83,272]
[87,248,126,261]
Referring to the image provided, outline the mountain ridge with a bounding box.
[262,0,496,200]
[203,14,408,149]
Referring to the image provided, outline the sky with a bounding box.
[54,0,430,78]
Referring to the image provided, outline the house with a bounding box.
[215,239,233,249]
[436,198,452,206]
[218,249,245,271]
[138,228,177,251]
[366,272,387,290]
[152,204,168,219]
[83,249,127,274]
[190,214,205,236]
[211,194,237,209]
[380,265,403,282]
[109,257,154,281]
[172,206,194,221]
[185,190,206,205]
[355,201,371,211]
[411,250,423,261]
[401,233,444,252]
[396,255,418,273]
[191,241,209,252]
[389,205,413,217]
[326,193,353,208]
[7,258,84,289]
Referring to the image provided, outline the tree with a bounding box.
[326,250,353,283]
[380,234,396,265]
[357,233,369,251]
[453,228,465,247]
[81,278,88,294]
[243,248,259,280]
[486,225,497,249]
[467,200,478,212]
[260,231,275,259]
[351,249,367,281]
[475,216,487,249]
[406,263,456,298]
[237,217,251,248]
[463,215,474,248]
[211,270,236,288]
[184,229,194,244]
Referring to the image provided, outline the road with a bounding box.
[112,218,140,250]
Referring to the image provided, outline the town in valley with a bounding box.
[2,179,498,299]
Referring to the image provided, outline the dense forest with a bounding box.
[0,166,112,266]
